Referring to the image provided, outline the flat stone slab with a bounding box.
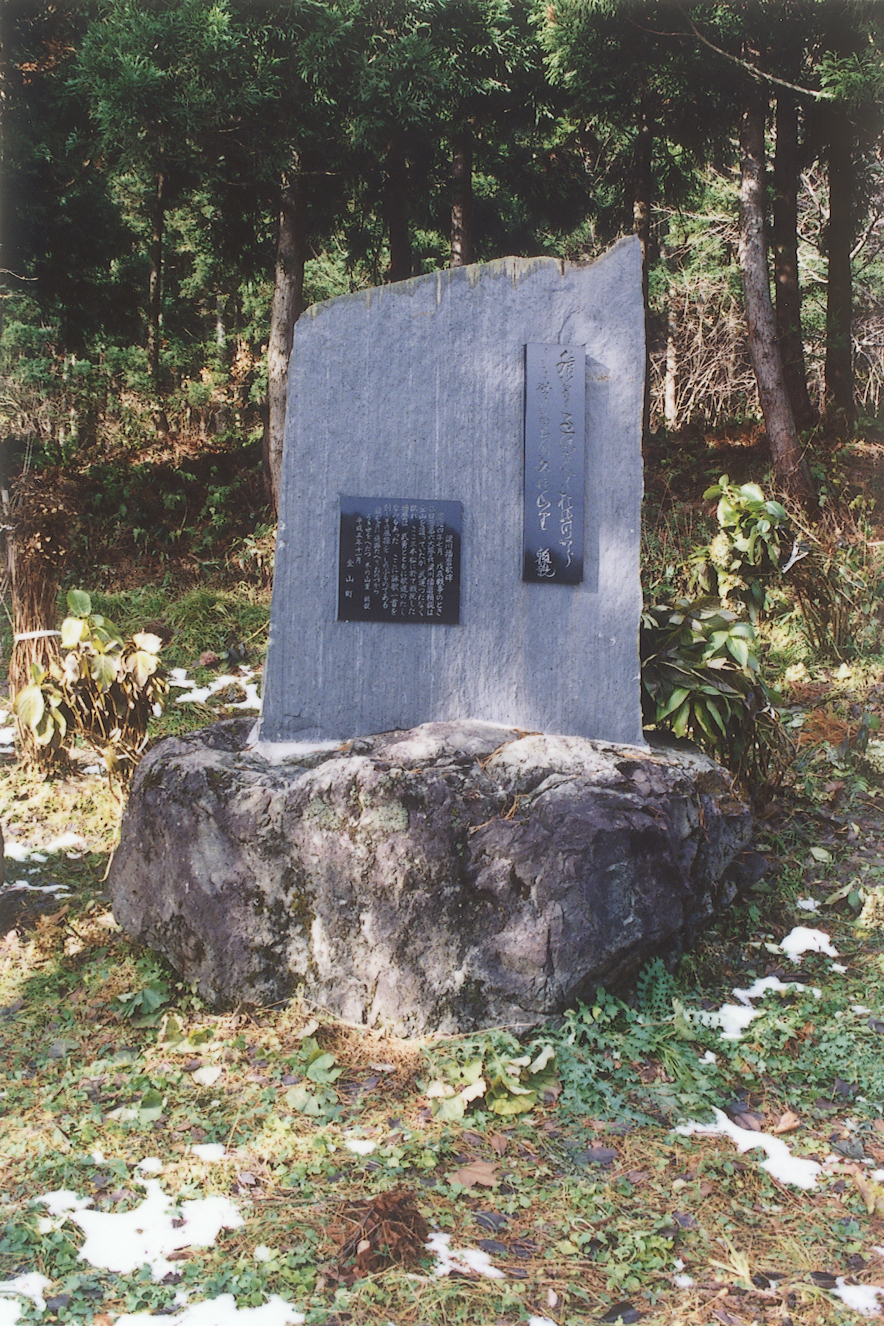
[109,719,753,1036]
[260,240,646,746]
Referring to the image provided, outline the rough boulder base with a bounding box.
[109,720,753,1036]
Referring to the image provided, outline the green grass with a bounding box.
[4,692,884,1324]
[4,478,884,1323]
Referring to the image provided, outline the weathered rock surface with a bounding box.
[109,719,754,1035]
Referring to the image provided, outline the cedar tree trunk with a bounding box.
[384,135,412,283]
[738,86,814,506]
[632,94,653,448]
[6,476,73,766]
[773,92,815,427]
[450,129,474,267]
[148,170,170,435]
[825,101,855,426]
[266,176,307,513]
[664,294,678,429]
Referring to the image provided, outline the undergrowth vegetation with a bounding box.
[4,432,884,1323]
[641,453,884,797]
[4,756,884,1324]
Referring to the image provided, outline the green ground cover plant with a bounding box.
[5,599,884,1325]
[4,433,884,1324]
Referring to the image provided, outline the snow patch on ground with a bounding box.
[4,832,86,863]
[37,1191,92,1216]
[732,975,821,1006]
[426,1231,505,1279]
[192,1143,227,1161]
[171,668,261,711]
[675,1108,821,1189]
[832,1278,884,1316]
[115,1294,305,1326]
[699,1001,761,1041]
[779,926,839,960]
[344,1138,376,1156]
[0,880,71,897]
[37,1180,243,1280]
[700,978,817,1041]
[0,1274,51,1326]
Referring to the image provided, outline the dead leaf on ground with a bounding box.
[772,1110,801,1134]
[448,1158,500,1188]
[729,1110,763,1131]
[843,1163,884,1216]
[336,1187,429,1278]
[489,1134,509,1156]
[36,904,69,929]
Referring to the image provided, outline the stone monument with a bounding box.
[259,237,645,747]
[108,240,755,1033]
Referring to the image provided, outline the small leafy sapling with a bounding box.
[14,589,169,781]
[689,476,791,620]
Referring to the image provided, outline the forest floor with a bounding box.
[4,427,884,1324]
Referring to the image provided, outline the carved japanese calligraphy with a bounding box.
[523,343,586,584]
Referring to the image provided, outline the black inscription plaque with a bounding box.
[338,495,462,624]
[523,343,586,584]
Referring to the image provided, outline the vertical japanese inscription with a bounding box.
[523,343,585,584]
[338,496,462,624]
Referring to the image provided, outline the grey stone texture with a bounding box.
[109,719,753,1035]
[260,238,646,746]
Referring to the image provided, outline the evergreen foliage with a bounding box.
[1,0,882,478]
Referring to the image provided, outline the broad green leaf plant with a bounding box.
[640,599,791,795]
[14,589,169,781]
[642,476,799,795]
[689,476,790,621]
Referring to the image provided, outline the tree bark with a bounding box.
[664,293,678,430]
[450,129,474,267]
[384,134,412,283]
[773,92,815,428]
[6,475,72,767]
[148,169,170,435]
[266,175,307,513]
[738,85,814,506]
[632,93,653,450]
[824,100,855,427]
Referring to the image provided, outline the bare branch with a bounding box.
[851,209,883,261]
[675,8,833,103]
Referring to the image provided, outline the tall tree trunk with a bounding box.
[824,101,855,427]
[773,92,815,428]
[148,169,170,435]
[266,175,307,513]
[6,475,73,766]
[664,294,678,430]
[384,134,411,283]
[738,85,814,506]
[632,93,653,450]
[450,128,474,267]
